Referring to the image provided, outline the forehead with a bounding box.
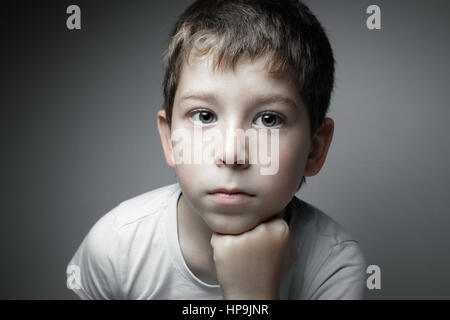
[174,53,303,109]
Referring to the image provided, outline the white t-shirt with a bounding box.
[66,183,366,299]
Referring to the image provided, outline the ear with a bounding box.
[304,117,334,177]
[157,110,176,168]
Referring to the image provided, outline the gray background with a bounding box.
[2,0,449,299]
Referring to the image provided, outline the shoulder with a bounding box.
[84,183,181,260]
[85,183,180,242]
[67,183,181,299]
[286,197,367,299]
[113,183,180,228]
[287,197,359,246]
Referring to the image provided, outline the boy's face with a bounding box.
[158,54,333,234]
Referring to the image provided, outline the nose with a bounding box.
[215,125,250,170]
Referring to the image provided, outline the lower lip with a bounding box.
[208,192,254,205]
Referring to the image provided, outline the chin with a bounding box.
[204,213,260,235]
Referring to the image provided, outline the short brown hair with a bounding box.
[162,0,335,137]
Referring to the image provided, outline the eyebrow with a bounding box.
[254,95,299,110]
[180,93,219,104]
[179,92,299,110]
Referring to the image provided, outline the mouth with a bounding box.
[207,188,256,205]
[208,188,255,196]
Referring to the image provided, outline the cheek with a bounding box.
[175,163,205,186]
[279,141,308,174]
[269,135,309,191]
[175,164,205,210]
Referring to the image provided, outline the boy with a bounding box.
[66,0,366,299]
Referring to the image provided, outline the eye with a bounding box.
[190,110,217,125]
[254,112,284,128]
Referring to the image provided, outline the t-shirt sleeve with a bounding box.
[308,240,367,300]
[66,206,123,300]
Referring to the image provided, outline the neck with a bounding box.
[177,193,218,285]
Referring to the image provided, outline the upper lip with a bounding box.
[208,188,255,196]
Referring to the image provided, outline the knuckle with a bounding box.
[214,235,234,249]
[278,219,289,234]
[271,219,290,240]
[256,223,267,233]
[210,234,218,247]
[223,236,234,248]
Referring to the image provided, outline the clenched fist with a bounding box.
[210,216,298,300]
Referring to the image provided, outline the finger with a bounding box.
[264,213,285,224]
[265,216,289,235]
[210,232,218,248]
